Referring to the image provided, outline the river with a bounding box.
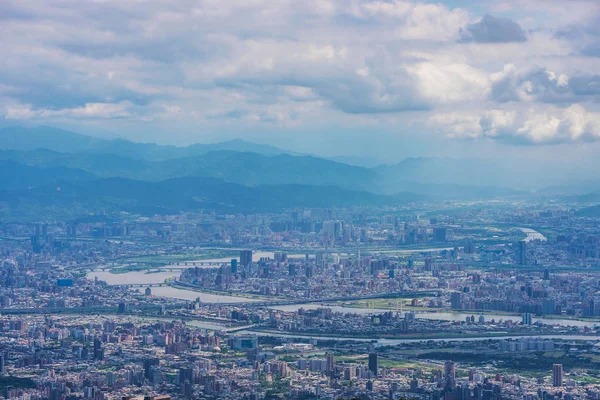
[88,270,179,285]
[240,331,600,347]
[269,304,597,328]
[86,270,257,303]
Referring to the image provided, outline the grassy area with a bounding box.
[248,328,574,341]
[109,265,158,274]
[0,376,37,391]
[415,350,600,375]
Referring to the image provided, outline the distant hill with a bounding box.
[0,126,107,153]
[374,157,510,188]
[0,149,379,191]
[157,151,378,190]
[569,192,600,203]
[0,126,541,200]
[327,155,385,168]
[0,160,96,190]
[0,175,421,220]
[0,126,297,161]
[575,204,600,217]
[388,181,523,199]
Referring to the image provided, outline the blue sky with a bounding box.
[1,0,600,163]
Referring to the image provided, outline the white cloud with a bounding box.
[430,104,600,144]
[0,0,597,147]
[408,62,490,104]
[5,102,133,120]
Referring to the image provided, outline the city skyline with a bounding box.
[3,1,600,399]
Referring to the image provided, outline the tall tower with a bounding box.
[326,353,334,376]
[552,364,563,387]
[444,360,456,380]
[240,250,253,267]
[368,352,378,376]
[518,240,527,265]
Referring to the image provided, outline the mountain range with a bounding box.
[1,125,595,219]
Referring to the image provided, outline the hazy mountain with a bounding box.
[374,156,600,191]
[374,157,508,187]
[575,204,600,217]
[0,149,155,179]
[0,149,379,191]
[0,126,551,199]
[157,151,378,190]
[389,181,524,199]
[537,181,600,196]
[0,126,107,153]
[0,160,96,190]
[0,176,420,219]
[327,155,386,168]
[0,126,297,161]
[568,192,600,203]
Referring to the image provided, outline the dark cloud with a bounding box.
[570,75,600,95]
[490,67,577,104]
[315,78,430,114]
[582,42,600,57]
[553,13,600,57]
[459,14,527,43]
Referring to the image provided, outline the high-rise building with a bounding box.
[543,268,550,280]
[179,367,194,385]
[315,251,325,267]
[450,292,462,310]
[552,364,563,387]
[518,240,527,265]
[433,227,447,242]
[522,313,532,325]
[144,358,160,381]
[444,360,455,380]
[368,352,378,376]
[326,353,334,376]
[230,259,238,274]
[93,338,104,360]
[542,299,555,315]
[240,250,253,267]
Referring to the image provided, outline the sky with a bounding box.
[1,0,600,164]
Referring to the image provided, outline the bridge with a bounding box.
[111,283,169,288]
[171,261,233,267]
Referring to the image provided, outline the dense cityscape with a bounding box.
[3,0,600,399]
[2,199,600,400]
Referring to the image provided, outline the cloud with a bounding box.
[490,65,569,103]
[554,12,600,57]
[430,104,600,144]
[459,14,527,43]
[570,75,600,95]
[489,65,600,104]
[0,0,596,148]
[5,102,133,120]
